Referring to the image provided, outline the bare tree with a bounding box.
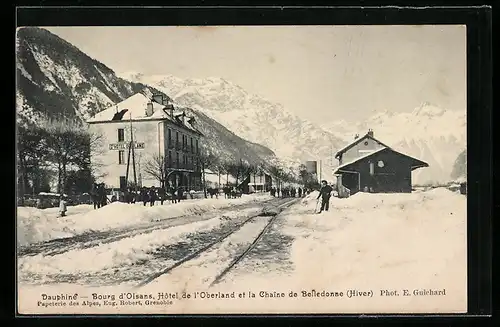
[38,116,103,194]
[198,150,218,198]
[143,154,166,188]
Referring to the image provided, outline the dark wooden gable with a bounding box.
[335,133,391,159]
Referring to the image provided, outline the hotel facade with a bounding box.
[87,91,203,191]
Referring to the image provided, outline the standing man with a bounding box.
[316,180,333,213]
[59,195,67,217]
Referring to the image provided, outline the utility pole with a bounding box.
[125,113,138,192]
[130,115,137,188]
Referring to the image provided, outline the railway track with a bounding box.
[135,197,299,289]
[18,197,283,258]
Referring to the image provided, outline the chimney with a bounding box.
[145,102,154,117]
[182,111,186,125]
[354,133,359,140]
[367,129,374,137]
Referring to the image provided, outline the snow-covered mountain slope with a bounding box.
[119,72,345,173]
[15,27,154,124]
[322,103,467,184]
[15,27,276,167]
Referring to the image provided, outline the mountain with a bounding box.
[322,102,467,184]
[15,27,275,167]
[119,72,346,174]
[450,149,467,182]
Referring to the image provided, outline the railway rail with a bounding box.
[135,197,299,288]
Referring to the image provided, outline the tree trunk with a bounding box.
[218,171,221,189]
[62,159,67,195]
[57,161,62,194]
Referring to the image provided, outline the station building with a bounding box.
[333,129,429,195]
[87,90,204,191]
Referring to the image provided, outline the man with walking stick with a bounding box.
[316,180,333,214]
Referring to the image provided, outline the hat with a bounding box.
[321,180,327,183]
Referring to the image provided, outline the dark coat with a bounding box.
[317,185,333,199]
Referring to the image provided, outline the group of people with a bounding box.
[91,182,108,210]
[269,186,307,198]
[124,186,185,206]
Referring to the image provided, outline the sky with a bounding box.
[45,25,466,124]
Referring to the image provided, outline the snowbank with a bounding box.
[19,216,221,278]
[17,193,272,247]
[209,188,467,313]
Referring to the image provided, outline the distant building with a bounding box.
[239,171,273,193]
[333,130,429,195]
[87,91,204,190]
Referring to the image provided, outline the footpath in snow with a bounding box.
[17,193,272,247]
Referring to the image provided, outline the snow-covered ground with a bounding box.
[210,188,467,314]
[18,207,265,284]
[17,193,272,247]
[17,189,466,314]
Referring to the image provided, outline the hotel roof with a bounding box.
[86,92,202,135]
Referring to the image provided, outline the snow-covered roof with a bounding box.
[86,92,202,135]
[333,147,428,173]
[334,132,390,158]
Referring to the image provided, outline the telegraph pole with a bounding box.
[130,114,138,188]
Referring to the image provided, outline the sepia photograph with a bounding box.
[16,24,467,315]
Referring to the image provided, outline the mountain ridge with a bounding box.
[15,27,277,169]
[121,71,466,184]
[322,102,466,184]
[119,71,346,173]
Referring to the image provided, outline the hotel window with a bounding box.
[119,176,127,190]
[118,150,125,165]
[190,137,194,153]
[167,151,172,167]
[195,140,199,154]
[176,152,180,168]
[168,128,172,145]
[118,128,125,142]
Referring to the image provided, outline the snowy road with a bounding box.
[18,196,299,287]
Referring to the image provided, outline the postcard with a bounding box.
[16,24,467,315]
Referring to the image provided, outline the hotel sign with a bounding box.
[109,142,145,150]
